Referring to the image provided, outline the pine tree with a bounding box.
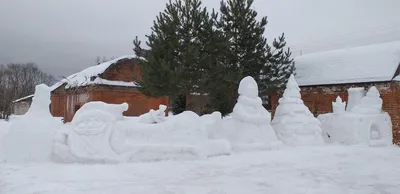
[214,0,294,97]
[133,0,228,114]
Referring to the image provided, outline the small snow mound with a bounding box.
[138,104,167,124]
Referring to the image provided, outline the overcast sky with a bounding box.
[1,0,400,79]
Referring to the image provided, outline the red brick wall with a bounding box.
[270,81,400,144]
[91,88,168,118]
[101,58,141,82]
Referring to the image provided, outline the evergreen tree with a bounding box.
[214,0,294,97]
[133,0,228,114]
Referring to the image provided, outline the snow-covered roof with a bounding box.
[295,41,400,86]
[54,55,138,90]
[13,95,34,103]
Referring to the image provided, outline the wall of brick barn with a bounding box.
[270,81,400,145]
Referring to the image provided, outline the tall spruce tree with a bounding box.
[134,0,228,114]
[214,0,294,99]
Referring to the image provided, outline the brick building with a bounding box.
[270,41,400,144]
[51,56,168,122]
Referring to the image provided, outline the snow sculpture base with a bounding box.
[318,112,392,146]
[53,103,230,163]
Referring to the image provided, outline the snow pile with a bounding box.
[209,76,282,152]
[318,87,392,146]
[53,102,230,163]
[137,104,167,124]
[1,84,62,163]
[272,74,324,146]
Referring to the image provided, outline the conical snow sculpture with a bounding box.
[352,87,383,114]
[1,84,61,163]
[208,76,282,151]
[271,74,324,146]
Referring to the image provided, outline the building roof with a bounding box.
[294,41,400,86]
[13,95,34,103]
[53,55,139,90]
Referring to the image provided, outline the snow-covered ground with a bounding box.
[1,146,400,194]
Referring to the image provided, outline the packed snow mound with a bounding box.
[319,86,392,146]
[272,74,324,146]
[1,84,62,163]
[137,104,167,124]
[200,111,222,125]
[209,76,282,151]
[53,103,230,163]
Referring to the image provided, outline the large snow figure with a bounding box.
[271,74,324,146]
[53,102,230,163]
[1,84,61,163]
[209,76,282,152]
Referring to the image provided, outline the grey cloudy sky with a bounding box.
[1,0,400,79]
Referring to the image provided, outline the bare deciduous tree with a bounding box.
[0,63,55,120]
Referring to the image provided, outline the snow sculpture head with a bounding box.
[238,76,258,98]
[282,74,301,99]
[332,96,346,114]
[366,86,380,98]
[351,86,383,114]
[25,84,51,117]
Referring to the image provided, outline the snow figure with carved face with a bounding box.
[208,76,282,152]
[53,102,129,163]
[272,74,324,146]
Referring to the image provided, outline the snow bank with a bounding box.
[318,87,392,146]
[209,76,282,151]
[1,84,62,163]
[53,103,230,163]
[272,74,324,146]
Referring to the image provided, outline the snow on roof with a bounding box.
[13,95,34,103]
[294,41,400,86]
[54,55,138,89]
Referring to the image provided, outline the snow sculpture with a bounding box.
[53,102,230,163]
[318,86,392,146]
[332,96,346,115]
[351,87,383,114]
[208,76,282,152]
[53,102,129,162]
[271,74,324,146]
[137,104,167,124]
[347,87,366,112]
[1,84,61,163]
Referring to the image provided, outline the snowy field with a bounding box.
[1,146,400,194]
